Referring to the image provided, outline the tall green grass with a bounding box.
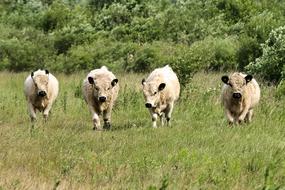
[0,72,284,189]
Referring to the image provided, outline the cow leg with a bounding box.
[103,108,111,130]
[160,113,165,126]
[89,105,101,130]
[28,102,36,122]
[245,109,253,123]
[152,114,158,128]
[92,113,101,130]
[238,106,250,124]
[225,109,234,125]
[165,102,174,126]
[150,111,158,128]
[43,104,52,122]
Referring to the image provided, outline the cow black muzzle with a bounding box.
[145,103,152,108]
[38,91,47,97]
[99,96,106,102]
[232,92,242,99]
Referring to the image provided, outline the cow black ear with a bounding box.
[221,75,229,84]
[31,72,34,77]
[88,77,94,84]
[245,75,253,83]
[111,79,118,87]
[142,78,146,85]
[45,69,49,74]
[158,83,166,91]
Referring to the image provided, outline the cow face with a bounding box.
[222,73,253,100]
[142,78,166,108]
[88,77,118,102]
[31,70,49,97]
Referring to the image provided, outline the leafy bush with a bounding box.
[236,35,261,70]
[0,38,49,71]
[1,0,285,89]
[1,0,44,28]
[188,36,239,71]
[44,3,94,54]
[246,26,285,84]
[40,0,71,32]
[122,41,201,86]
[88,0,117,10]
[128,16,162,43]
[93,3,131,31]
[130,47,156,72]
[0,27,54,71]
[48,39,137,74]
[245,11,279,43]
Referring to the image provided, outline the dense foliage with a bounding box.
[247,26,285,96]
[247,26,285,81]
[0,0,285,86]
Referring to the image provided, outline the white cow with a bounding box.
[221,72,260,125]
[142,65,180,128]
[24,69,59,121]
[82,66,119,130]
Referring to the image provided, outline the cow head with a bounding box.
[142,78,166,108]
[88,76,118,103]
[31,69,49,97]
[221,73,253,100]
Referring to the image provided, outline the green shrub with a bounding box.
[1,0,44,28]
[0,38,49,71]
[245,11,280,43]
[47,4,94,54]
[93,3,131,31]
[48,39,137,74]
[1,0,285,79]
[131,47,155,72]
[171,56,198,88]
[123,41,198,86]
[188,36,239,71]
[122,38,239,86]
[128,16,162,43]
[40,0,71,32]
[246,26,285,84]
[53,33,75,55]
[88,0,117,9]
[124,42,167,72]
[171,36,240,86]
[0,27,54,71]
[236,35,261,70]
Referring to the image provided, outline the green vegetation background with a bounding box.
[0,0,285,91]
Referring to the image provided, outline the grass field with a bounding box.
[0,71,285,190]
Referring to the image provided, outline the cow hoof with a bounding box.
[238,120,243,125]
[93,127,103,131]
[103,123,111,130]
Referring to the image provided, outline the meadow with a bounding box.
[0,71,285,189]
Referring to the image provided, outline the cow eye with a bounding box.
[95,87,99,91]
[154,92,157,95]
